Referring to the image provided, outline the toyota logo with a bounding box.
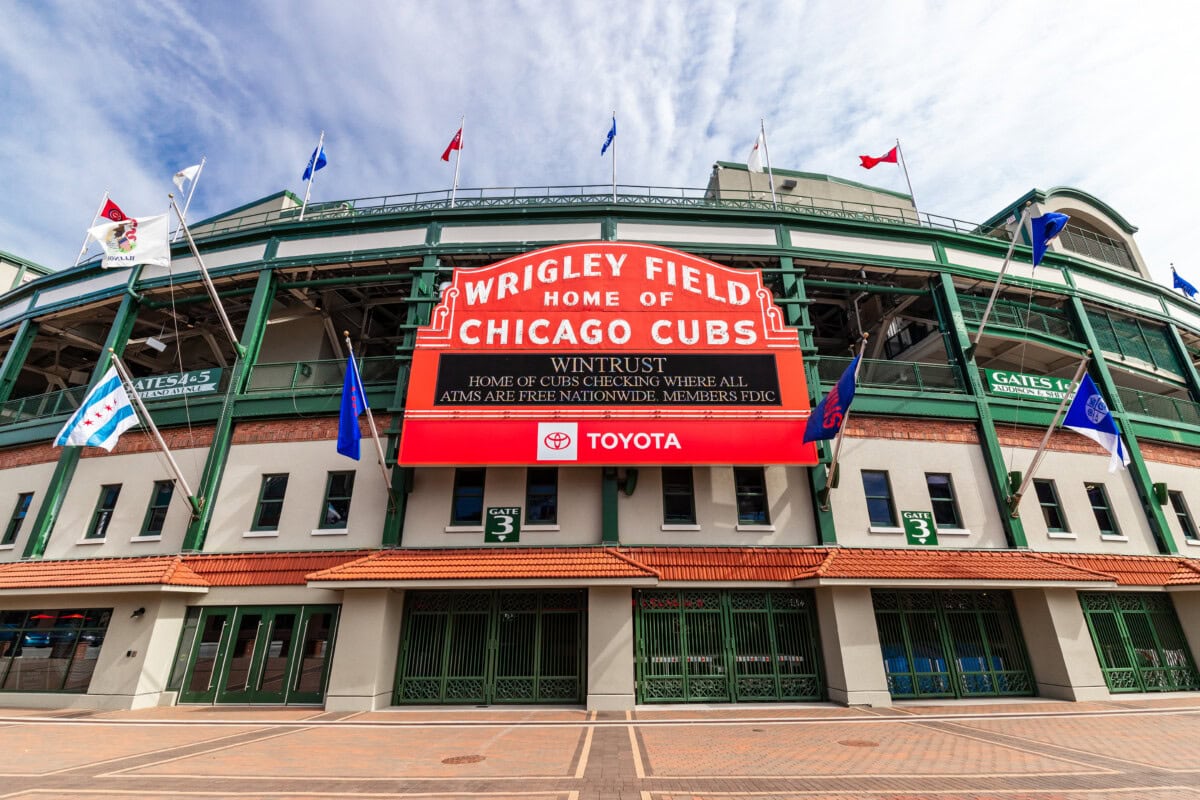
[543,431,572,450]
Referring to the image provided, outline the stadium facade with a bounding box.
[0,163,1198,711]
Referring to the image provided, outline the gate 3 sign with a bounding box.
[397,242,818,465]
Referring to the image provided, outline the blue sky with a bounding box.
[1,0,1196,291]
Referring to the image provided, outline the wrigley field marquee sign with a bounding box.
[398,242,819,465]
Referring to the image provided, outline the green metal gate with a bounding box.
[634,589,824,703]
[873,590,1035,699]
[1080,592,1200,693]
[395,590,585,705]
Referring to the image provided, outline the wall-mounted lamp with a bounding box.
[130,607,146,619]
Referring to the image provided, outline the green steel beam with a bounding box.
[181,268,277,552]
[1069,296,1177,554]
[601,468,620,544]
[0,319,38,405]
[802,279,929,296]
[1164,323,1200,404]
[932,272,1028,549]
[23,276,143,559]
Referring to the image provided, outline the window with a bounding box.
[1034,479,1068,533]
[319,471,355,529]
[451,468,485,525]
[925,473,962,529]
[734,467,769,525]
[140,480,175,537]
[0,608,112,693]
[1169,491,1198,540]
[662,467,697,525]
[86,485,121,539]
[1085,483,1120,536]
[2,493,33,546]
[525,468,558,525]
[252,475,289,531]
[861,470,897,527]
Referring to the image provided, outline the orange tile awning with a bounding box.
[182,550,372,587]
[616,547,828,582]
[0,555,208,591]
[306,547,660,584]
[1043,553,1200,588]
[812,547,1117,584]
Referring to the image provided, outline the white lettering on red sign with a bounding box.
[585,431,682,450]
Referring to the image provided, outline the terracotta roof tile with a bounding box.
[307,547,659,582]
[0,556,208,590]
[816,548,1114,583]
[1043,553,1200,587]
[183,550,372,586]
[617,547,829,581]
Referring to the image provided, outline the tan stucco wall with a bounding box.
[257,312,333,364]
[1146,460,1200,557]
[586,586,635,710]
[1012,588,1108,701]
[324,587,403,711]
[1171,592,1200,671]
[816,586,891,706]
[711,166,915,221]
[0,461,57,561]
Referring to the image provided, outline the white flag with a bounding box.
[747,134,764,173]
[87,214,170,268]
[173,164,201,191]
[54,367,138,451]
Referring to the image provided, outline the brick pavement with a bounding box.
[0,696,1195,799]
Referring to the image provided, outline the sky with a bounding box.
[1,0,1197,292]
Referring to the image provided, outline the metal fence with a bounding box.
[1116,386,1200,426]
[244,357,399,393]
[0,385,88,426]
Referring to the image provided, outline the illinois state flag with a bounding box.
[87,214,170,268]
[803,356,860,443]
[54,367,138,451]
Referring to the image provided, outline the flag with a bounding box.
[337,355,368,459]
[100,198,126,222]
[54,367,138,451]
[1173,267,1198,299]
[747,134,764,173]
[859,146,898,169]
[173,164,201,191]
[1031,212,1070,266]
[601,116,616,156]
[302,145,328,180]
[1063,373,1129,472]
[803,356,860,443]
[87,214,170,268]
[441,127,463,161]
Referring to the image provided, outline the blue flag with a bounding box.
[1063,373,1129,472]
[1173,267,1198,299]
[302,146,328,181]
[601,116,616,156]
[337,355,367,459]
[803,356,860,443]
[1030,212,1069,266]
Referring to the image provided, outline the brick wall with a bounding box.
[847,416,979,443]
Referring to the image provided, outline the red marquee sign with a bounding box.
[397,242,818,465]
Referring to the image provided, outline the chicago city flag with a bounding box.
[54,367,138,451]
[803,356,860,443]
[1063,373,1130,472]
[87,214,170,268]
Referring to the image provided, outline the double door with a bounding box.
[1081,592,1200,693]
[177,605,338,704]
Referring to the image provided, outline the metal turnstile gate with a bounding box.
[1080,592,1200,693]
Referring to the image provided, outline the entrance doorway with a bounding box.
[1080,592,1200,692]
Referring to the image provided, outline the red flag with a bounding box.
[859,146,898,169]
[441,127,463,161]
[100,198,126,222]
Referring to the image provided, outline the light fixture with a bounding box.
[145,337,167,353]
[130,607,146,619]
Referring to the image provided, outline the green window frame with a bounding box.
[86,484,121,540]
[861,470,897,527]
[252,474,289,531]
[139,480,175,537]
[451,467,485,525]
[2,493,33,546]
[319,471,355,529]
[524,467,558,525]
[925,473,962,529]
[734,467,769,525]
[1034,479,1068,533]
[1169,491,1198,541]
[662,467,697,525]
[1085,482,1120,536]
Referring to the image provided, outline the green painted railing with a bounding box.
[957,294,1076,341]
[244,357,399,393]
[1117,386,1200,426]
[0,385,87,426]
[818,356,965,394]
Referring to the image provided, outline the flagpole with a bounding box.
[109,349,201,516]
[173,156,206,242]
[300,131,324,222]
[818,335,868,510]
[970,203,1031,354]
[611,110,617,203]
[895,138,920,223]
[1008,352,1092,513]
[344,332,393,499]
[170,194,245,357]
[450,116,464,209]
[760,119,777,209]
[75,191,109,267]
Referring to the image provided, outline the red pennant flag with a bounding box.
[441,127,463,162]
[859,146,898,169]
[100,198,126,222]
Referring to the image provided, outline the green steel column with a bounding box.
[1164,323,1200,406]
[0,319,38,405]
[932,272,1028,549]
[23,281,143,559]
[780,257,837,544]
[1069,297,1177,554]
[601,468,620,544]
[181,268,277,552]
